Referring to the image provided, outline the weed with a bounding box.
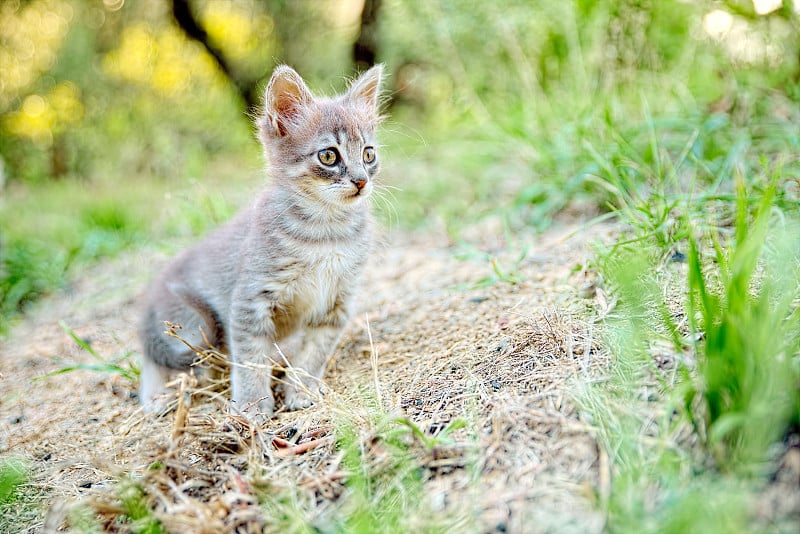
[334,413,459,533]
[74,201,145,263]
[35,321,139,383]
[0,238,69,333]
[391,417,468,450]
[0,458,43,533]
[66,505,104,533]
[116,481,165,534]
[684,184,800,472]
[256,402,469,533]
[0,458,27,504]
[584,179,800,531]
[454,238,529,289]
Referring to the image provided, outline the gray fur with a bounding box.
[139,65,383,420]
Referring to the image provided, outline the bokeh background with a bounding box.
[1,0,799,329]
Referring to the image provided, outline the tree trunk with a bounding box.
[353,0,381,71]
[170,0,260,112]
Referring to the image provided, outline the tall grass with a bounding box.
[380,0,799,237]
[584,168,800,531]
[685,184,799,472]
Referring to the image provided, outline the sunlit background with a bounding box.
[1,0,798,181]
[0,0,798,327]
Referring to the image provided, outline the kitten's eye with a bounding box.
[363,146,376,164]
[318,148,338,166]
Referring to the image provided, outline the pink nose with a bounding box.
[352,179,366,190]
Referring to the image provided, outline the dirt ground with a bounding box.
[1,219,621,533]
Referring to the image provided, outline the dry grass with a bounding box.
[1,221,619,533]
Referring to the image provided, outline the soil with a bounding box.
[0,220,665,532]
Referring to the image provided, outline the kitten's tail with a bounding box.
[140,284,227,370]
[170,284,227,354]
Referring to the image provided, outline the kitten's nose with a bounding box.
[352,178,367,191]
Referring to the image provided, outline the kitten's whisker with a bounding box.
[380,120,427,146]
[371,189,400,227]
[374,186,401,210]
[375,184,401,201]
[376,184,402,192]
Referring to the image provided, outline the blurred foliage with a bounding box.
[0,457,40,533]
[592,184,800,532]
[0,0,796,184]
[0,0,795,330]
[373,0,800,230]
[0,0,798,320]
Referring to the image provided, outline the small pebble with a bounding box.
[469,296,488,304]
[8,415,24,425]
[491,380,502,391]
[670,251,687,263]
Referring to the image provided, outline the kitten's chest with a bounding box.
[281,250,357,320]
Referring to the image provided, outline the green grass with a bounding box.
[684,185,799,472]
[335,417,431,533]
[0,459,43,533]
[0,155,256,333]
[34,321,140,383]
[0,182,149,333]
[258,400,471,533]
[332,411,473,533]
[0,459,28,504]
[115,482,165,534]
[581,174,800,532]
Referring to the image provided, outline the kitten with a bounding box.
[138,64,383,420]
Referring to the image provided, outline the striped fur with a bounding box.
[139,65,383,420]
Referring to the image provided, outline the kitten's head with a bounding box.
[257,65,383,210]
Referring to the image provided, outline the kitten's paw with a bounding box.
[229,396,275,426]
[284,382,328,411]
[140,383,176,416]
[141,395,174,416]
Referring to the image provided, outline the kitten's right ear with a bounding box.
[263,65,314,137]
[347,64,384,112]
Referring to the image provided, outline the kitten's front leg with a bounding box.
[284,324,343,410]
[229,300,276,421]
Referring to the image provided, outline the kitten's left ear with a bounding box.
[347,64,384,111]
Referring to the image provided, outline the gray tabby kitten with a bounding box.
[139,65,383,420]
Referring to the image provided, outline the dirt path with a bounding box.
[1,221,614,533]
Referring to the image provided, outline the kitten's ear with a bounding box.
[346,64,384,111]
[263,65,314,137]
